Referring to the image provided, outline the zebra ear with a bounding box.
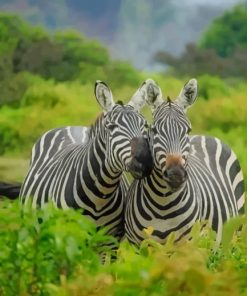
[127,81,147,112]
[175,78,198,112]
[144,79,163,113]
[94,80,115,112]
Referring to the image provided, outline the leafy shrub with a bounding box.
[0,201,116,295]
[0,201,247,295]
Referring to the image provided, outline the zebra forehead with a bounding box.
[154,101,185,117]
[154,102,191,130]
[110,105,145,120]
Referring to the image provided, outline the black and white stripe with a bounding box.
[125,79,245,245]
[20,81,153,240]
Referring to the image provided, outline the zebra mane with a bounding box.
[88,104,137,139]
[167,96,172,106]
[89,112,104,139]
[116,100,124,106]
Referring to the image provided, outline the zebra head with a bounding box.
[94,80,153,179]
[145,78,198,191]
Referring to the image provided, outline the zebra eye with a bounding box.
[151,125,158,134]
[107,123,118,131]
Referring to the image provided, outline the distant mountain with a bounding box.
[0,0,240,70]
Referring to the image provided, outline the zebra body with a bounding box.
[20,81,153,240]
[29,126,91,166]
[125,79,245,245]
[0,126,91,200]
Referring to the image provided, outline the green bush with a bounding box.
[0,201,247,295]
[199,4,247,58]
[0,201,116,295]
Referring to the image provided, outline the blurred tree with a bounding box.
[154,4,247,79]
[199,4,247,57]
[0,13,141,106]
[154,43,247,79]
[13,38,63,78]
[154,43,226,77]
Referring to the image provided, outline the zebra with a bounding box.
[20,80,153,240]
[0,124,91,200]
[125,78,245,245]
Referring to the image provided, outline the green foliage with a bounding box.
[198,74,230,100]
[154,42,247,78]
[1,201,247,295]
[154,5,247,78]
[0,13,141,107]
[0,201,116,295]
[200,4,247,58]
[154,43,226,77]
[0,72,31,106]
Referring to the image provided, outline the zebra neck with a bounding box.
[77,135,123,199]
[94,133,122,177]
[144,168,188,205]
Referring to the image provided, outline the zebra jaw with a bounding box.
[163,165,187,191]
[128,137,154,179]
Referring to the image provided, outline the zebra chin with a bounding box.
[163,166,187,191]
[166,179,186,192]
[127,157,154,179]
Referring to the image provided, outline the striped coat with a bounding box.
[20,81,153,240]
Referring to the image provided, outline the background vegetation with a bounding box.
[155,4,247,77]
[0,4,247,295]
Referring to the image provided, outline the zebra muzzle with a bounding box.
[128,137,153,179]
[163,165,187,190]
